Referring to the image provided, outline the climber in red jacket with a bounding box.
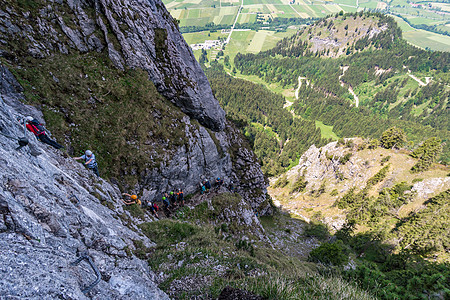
[25,116,63,149]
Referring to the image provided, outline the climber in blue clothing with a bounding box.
[74,150,99,177]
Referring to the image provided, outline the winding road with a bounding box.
[284,76,309,108]
[407,69,431,87]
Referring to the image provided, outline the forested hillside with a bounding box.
[203,14,450,298]
[268,136,449,300]
[205,63,329,176]
[231,12,449,168]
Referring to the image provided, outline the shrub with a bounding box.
[273,175,289,188]
[235,239,255,256]
[380,155,391,165]
[368,138,379,149]
[380,127,406,149]
[366,164,390,188]
[312,182,326,197]
[410,137,442,173]
[304,220,329,241]
[412,178,423,184]
[339,153,352,164]
[291,175,308,193]
[308,240,348,265]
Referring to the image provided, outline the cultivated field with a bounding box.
[164,0,450,51]
[391,15,450,51]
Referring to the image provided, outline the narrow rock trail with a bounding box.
[339,66,359,107]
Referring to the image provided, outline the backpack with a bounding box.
[30,120,46,136]
[136,199,142,206]
[153,203,159,211]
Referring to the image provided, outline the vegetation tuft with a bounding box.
[8,52,187,187]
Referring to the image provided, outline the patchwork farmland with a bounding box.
[163,0,450,54]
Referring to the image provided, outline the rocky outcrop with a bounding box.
[139,117,268,214]
[270,138,450,230]
[285,139,450,197]
[0,1,269,297]
[0,76,168,299]
[0,0,225,131]
[0,0,268,212]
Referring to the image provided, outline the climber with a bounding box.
[215,177,223,188]
[169,191,176,206]
[121,193,142,206]
[74,150,100,177]
[25,116,63,149]
[200,181,206,194]
[229,181,235,192]
[204,179,211,191]
[142,199,159,218]
[177,189,184,206]
[162,193,171,210]
[148,201,159,219]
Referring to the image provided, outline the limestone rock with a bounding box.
[0,80,168,299]
[0,0,225,131]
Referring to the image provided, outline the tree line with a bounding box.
[204,62,328,176]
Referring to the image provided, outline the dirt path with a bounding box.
[284,76,308,109]
[407,70,427,87]
[295,76,309,100]
[339,66,359,107]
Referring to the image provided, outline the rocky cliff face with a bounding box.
[0,0,270,297]
[0,89,169,298]
[0,0,268,211]
[269,138,450,228]
[0,0,225,131]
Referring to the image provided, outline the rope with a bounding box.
[70,251,102,295]
[0,130,20,141]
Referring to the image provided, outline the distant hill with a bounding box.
[232,12,449,169]
[274,11,401,58]
[270,137,449,257]
[269,138,450,299]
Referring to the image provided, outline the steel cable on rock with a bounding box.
[70,251,102,295]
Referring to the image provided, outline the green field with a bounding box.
[164,0,450,53]
[404,30,450,52]
[315,121,339,140]
[390,15,450,51]
[163,0,361,26]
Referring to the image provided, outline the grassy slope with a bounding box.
[6,52,187,187]
[315,120,340,140]
[134,193,374,299]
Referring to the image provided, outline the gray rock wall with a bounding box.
[0,0,225,131]
[0,88,168,299]
[0,0,268,208]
